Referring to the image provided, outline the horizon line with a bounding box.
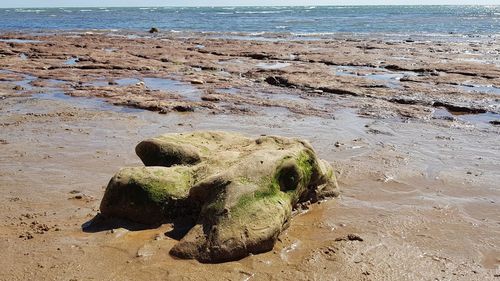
[1,4,499,9]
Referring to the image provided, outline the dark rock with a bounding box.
[265,76,293,87]
[172,105,194,112]
[433,102,487,114]
[347,234,363,241]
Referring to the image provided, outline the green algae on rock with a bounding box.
[99,131,339,263]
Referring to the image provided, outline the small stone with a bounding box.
[149,27,159,33]
[172,105,194,112]
[335,234,364,242]
[19,232,34,240]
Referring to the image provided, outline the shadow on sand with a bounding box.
[81,213,195,240]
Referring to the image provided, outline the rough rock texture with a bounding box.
[99,131,339,263]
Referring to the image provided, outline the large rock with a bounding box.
[99,131,339,263]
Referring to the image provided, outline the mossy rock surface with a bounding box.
[100,131,339,262]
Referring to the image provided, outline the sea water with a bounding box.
[0,6,498,39]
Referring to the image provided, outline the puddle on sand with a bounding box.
[103,48,117,53]
[0,70,36,91]
[456,84,500,95]
[256,62,291,70]
[261,91,305,103]
[279,240,302,263]
[86,77,202,101]
[391,56,413,61]
[85,80,111,87]
[1,70,68,91]
[18,75,37,90]
[333,65,418,88]
[433,107,500,127]
[64,57,79,65]
[459,112,500,125]
[459,57,500,65]
[217,58,244,65]
[0,38,43,43]
[217,88,239,94]
[333,65,376,77]
[142,77,200,100]
[0,70,142,113]
[33,92,143,113]
[113,78,141,86]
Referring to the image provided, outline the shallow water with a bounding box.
[333,65,418,88]
[33,92,143,113]
[457,84,500,95]
[110,77,202,101]
[217,88,239,94]
[433,107,500,128]
[0,70,36,90]
[142,77,201,101]
[103,47,117,53]
[85,80,111,87]
[1,6,500,40]
[256,62,291,70]
[114,78,141,86]
[64,57,78,65]
[100,77,201,101]
[0,38,43,43]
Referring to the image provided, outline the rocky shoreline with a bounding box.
[0,31,499,122]
[0,31,499,280]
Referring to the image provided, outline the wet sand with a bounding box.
[0,32,499,280]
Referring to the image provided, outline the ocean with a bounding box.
[0,5,499,39]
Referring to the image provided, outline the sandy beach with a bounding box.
[0,31,499,280]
